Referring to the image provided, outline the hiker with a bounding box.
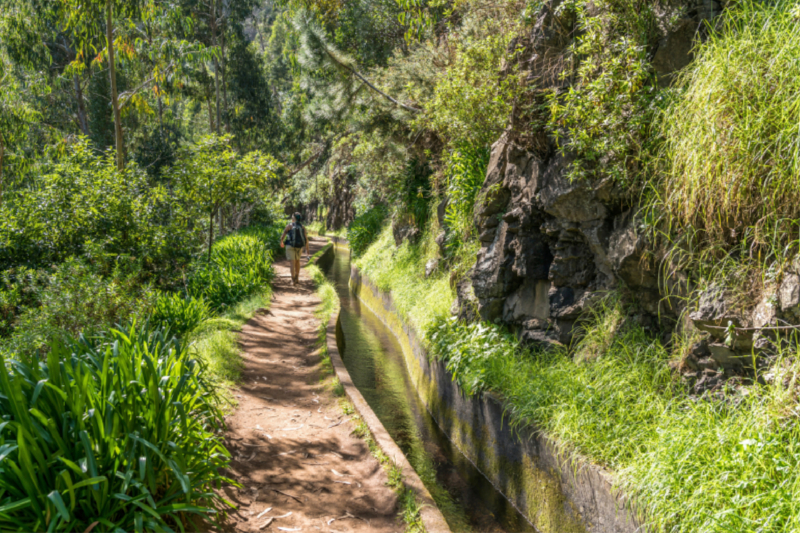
[280,212,309,285]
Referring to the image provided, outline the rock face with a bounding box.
[467,132,662,346]
[462,0,717,347]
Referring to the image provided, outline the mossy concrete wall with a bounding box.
[349,266,641,533]
[309,242,334,271]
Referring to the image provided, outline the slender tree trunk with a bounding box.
[211,0,221,134]
[106,0,124,170]
[221,30,230,133]
[0,132,5,207]
[73,75,89,135]
[208,209,214,261]
[213,57,222,134]
[207,98,215,132]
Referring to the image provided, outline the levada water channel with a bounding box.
[323,243,535,533]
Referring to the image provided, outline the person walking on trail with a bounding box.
[280,212,309,285]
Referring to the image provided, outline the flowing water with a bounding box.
[324,244,535,533]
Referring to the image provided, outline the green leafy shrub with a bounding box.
[443,145,490,252]
[0,140,198,286]
[0,267,47,338]
[422,30,520,149]
[151,293,211,337]
[547,0,674,186]
[0,325,233,532]
[188,233,274,310]
[4,259,155,355]
[347,205,388,257]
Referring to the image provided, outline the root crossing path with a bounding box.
[217,237,401,533]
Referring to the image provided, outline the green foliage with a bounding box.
[355,225,452,334]
[4,258,155,356]
[547,0,674,186]
[151,293,210,337]
[170,135,282,255]
[357,221,800,532]
[188,232,275,310]
[0,267,47,338]
[442,145,489,251]
[0,139,196,286]
[657,0,800,250]
[0,325,233,532]
[347,205,388,257]
[423,30,520,149]
[234,225,285,258]
[393,158,432,230]
[430,318,508,395]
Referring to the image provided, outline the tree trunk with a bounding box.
[211,0,221,134]
[106,0,124,170]
[0,132,5,207]
[221,30,230,133]
[213,57,222,134]
[208,209,214,261]
[73,75,89,135]
[207,98,215,132]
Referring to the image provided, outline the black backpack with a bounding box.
[286,222,305,248]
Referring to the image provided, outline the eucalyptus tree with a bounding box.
[62,0,148,170]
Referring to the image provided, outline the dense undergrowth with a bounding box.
[0,222,283,531]
[356,221,800,533]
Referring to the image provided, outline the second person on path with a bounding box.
[280,212,309,285]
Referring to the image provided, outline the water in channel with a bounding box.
[323,244,535,533]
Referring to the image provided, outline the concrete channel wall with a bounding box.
[310,241,451,533]
[349,265,642,533]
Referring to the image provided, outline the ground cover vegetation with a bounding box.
[5,0,800,529]
[1,1,290,525]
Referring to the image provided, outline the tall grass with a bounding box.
[659,0,800,251]
[356,226,453,337]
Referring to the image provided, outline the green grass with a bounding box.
[652,0,800,270]
[356,226,454,338]
[357,221,800,532]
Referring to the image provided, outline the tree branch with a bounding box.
[323,49,422,113]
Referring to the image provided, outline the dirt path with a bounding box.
[217,236,401,533]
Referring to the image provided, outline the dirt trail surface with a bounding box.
[216,236,401,533]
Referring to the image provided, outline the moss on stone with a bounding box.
[350,270,588,533]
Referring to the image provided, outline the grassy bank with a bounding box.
[355,224,800,533]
